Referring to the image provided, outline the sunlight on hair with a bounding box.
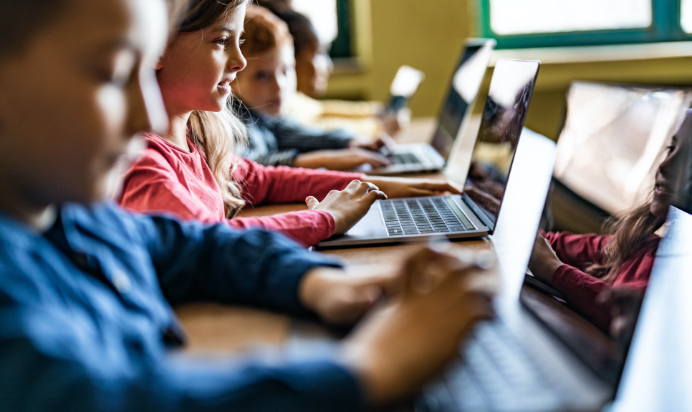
[489,0,651,35]
[291,0,338,44]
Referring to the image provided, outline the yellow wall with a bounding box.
[326,0,692,141]
[327,0,475,116]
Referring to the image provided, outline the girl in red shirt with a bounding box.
[528,111,692,331]
[118,0,461,247]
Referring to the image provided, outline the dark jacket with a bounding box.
[236,102,354,166]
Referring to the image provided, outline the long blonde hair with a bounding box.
[178,0,250,217]
[188,105,247,217]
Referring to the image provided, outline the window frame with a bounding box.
[330,0,352,58]
[478,0,692,49]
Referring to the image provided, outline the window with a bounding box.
[683,0,692,32]
[291,0,354,59]
[291,0,339,44]
[479,0,692,48]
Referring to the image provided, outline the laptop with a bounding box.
[416,114,692,412]
[316,58,540,248]
[364,38,496,175]
[416,210,683,412]
[611,206,692,411]
[383,65,426,114]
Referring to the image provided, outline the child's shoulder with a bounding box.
[136,133,190,168]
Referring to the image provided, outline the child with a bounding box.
[118,3,463,247]
[0,0,494,410]
[259,3,408,138]
[528,110,692,332]
[233,6,392,170]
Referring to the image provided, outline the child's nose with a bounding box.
[227,47,247,73]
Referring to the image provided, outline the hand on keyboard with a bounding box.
[342,246,496,407]
[350,132,396,153]
[306,180,387,235]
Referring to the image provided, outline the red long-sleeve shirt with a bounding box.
[543,231,660,331]
[118,133,364,246]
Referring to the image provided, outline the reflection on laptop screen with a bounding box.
[463,59,540,230]
[430,40,495,160]
[524,109,692,390]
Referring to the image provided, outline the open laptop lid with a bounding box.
[524,109,692,397]
[612,110,692,406]
[462,59,541,234]
[385,65,425,113]
[610,207,692,411]
[429,38,495,161]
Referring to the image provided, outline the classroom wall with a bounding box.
[326,0,475,117]
[326,0,692,141]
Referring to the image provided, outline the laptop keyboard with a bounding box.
[417,320,563,412]
[388,152,423,165]
[380,198,474,236]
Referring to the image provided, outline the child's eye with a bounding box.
[256,71,269,81]
[214,37,229,48]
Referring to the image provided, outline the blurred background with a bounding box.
[298,0,692,141]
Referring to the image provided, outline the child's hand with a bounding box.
[341,245,496,406]
[306,180,387,235]
[527,232,563,284]
[349,133,396,153]
[299,266,397,324]
[364,176,463,198]
[293,149,391,171]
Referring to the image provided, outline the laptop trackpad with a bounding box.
[341,205,387,239]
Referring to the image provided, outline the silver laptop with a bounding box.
[365,38,496,175]
[611,206,692,411]
[415,205,689,412]
[417,106,692,412]
[317,59,540,248]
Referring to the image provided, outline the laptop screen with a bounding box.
[523,109,692,390]
[430,39,495,161]
[462,59,541,232]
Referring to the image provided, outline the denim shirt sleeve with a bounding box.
[239,119,301,166]
[0,205,364,412]
[270,116,355,152]
[0,303,365,412]
[252,149,301,167]
[132,213,344,315]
